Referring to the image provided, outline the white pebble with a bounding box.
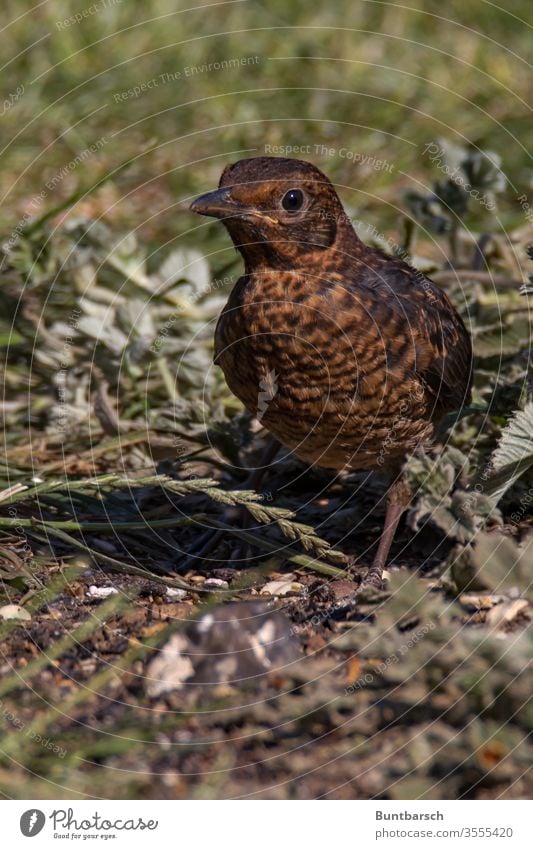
[87,585,119,599]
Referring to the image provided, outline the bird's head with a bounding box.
[190,156,356,270]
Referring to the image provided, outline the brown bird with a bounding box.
[190,157,472,589]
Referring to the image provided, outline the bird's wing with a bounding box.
[353,261,473,414]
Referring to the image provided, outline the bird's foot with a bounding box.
[343,554,385,594]
[356,561,385,594]
[183,505,254,570]
[312,559,387,624]
[182,438,280,571]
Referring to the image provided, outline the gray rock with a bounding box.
[146,601,300,696]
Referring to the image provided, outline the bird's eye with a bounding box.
[281,188,304,213]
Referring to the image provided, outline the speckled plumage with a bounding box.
[191,156,473,584]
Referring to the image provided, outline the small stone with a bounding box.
[152,603,190,621]
[165,588,187,600]
[328,579,358,600]
[203,578,229,590]
[486,599,530,631]
[260,574,303,597]
[146,634,194,697]
[87,585,118,599]
[459,593,506,610]
[0,604,31,621]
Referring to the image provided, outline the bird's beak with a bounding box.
[189,187,240,219]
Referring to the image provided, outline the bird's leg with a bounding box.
[184,437,280,567]
[239,435,281,493]
[296,470,412,626]
[222,436,281,558]
[360,473,411,590]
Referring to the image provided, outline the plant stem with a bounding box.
[0,515,206,531]
[208,519,347,578]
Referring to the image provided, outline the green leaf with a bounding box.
[449,532,532,594]
[474,319,531,359]
[482,402,533,500]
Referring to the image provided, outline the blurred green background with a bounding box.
[1,0,531,243]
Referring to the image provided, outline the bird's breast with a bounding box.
[214,272,434,470]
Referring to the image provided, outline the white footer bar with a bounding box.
[4,799,531,847]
